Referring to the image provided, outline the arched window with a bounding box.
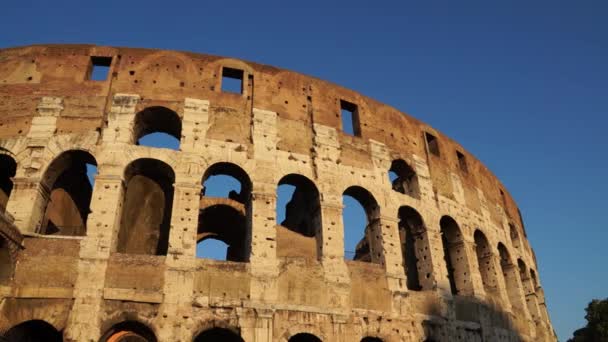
[3,320,62,342]
[498,243,526,311]
[509,223,521,249]
[194,327,244,342]
[440,216,470,295]
[276,174,321,258]
[39,150,97,236]
[474,230,499,298]
[398,206,430,291]
[133,106,181,150]
[343,186,380,263]
[289,333,322,342]
[198,163,252,262]
[361,337,383,342]
[0,236,12,284]
[388,159,419,198]
[0,154,17,213]
[100,321,157,342]
[117,158,175,255]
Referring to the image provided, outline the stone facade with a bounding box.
[0,45,555,342]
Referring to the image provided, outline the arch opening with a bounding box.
[39,150,97,236]
[100,320,157,342]
[342,186,380,263]
[398,206,428,291]
[198,163,252,262]
[134,107,181,150]
[388,159,419,198]
[361,337,383,342]
[117,158,175,255]
[509,223,521,249]
[474,230,500,298]
[3,319,62,342]
[440,216,469,295]
[498,243,526,312]
[276,174,321,259]
[289,332,322,342]
[0,154,16,213]
[194,327,244,342]
[518,259,542,320]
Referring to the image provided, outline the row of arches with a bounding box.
[0,319,397,342]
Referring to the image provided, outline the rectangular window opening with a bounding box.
[340,100,360,136]
[221,67,244,94]
[89,56,112,81]
[425,132,440,156]
[456,151,468,173]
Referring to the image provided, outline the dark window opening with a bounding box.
[456,151,468,173]
[276,174,322,259]
[340,100,360,136]
[199,163,252,262]
[289,333,323,342]
[194,327,244,342]
[399,206,428,291]
[100,321,157,342]
[343,186,380,263]
[388,159,419,198]
[509,223,521,249]
[134,107,182,150]
[221,67,244,94]
[197,204,248,262]
[440,216,468,295]
[474,229,499,297]
[89,56,112,81]
[425,132,440,156]
[117,158,175,255]
[0,154,17,213]
[39,150,97,236]
[4,320,62,342]
[362,338,383,342]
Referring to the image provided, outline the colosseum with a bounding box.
[0,44,555,342]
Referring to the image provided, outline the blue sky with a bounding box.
[2,1,607,340]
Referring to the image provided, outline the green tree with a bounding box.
[568,298,608,342]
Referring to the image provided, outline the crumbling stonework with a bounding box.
[0,44,555,341]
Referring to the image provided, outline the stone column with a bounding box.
[5,177,47,234]
[102,94,139,144]
[181,98,209,153]
[65,169,125,342]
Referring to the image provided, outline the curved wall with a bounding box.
[0,45,555,341]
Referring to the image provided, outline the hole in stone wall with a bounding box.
[425,132,440,156]
[89,56,112,81]
[509,223,521,249]
[440,216,467,295]
[340,100,361,136]
[221,67,244,94]
[361,337,384,342]
[100,320,157,342]
[0,154,17,213]
[39,150,97,236]
[398,206,427,291]
[388,159,419,198]
[3,320,62,342]
[289,333,323,342]
[117,158,175,255]
[343,186,380,263]
[474,229,499,297]
[456,150,468,173]
[194,327,244,342]
[134,107,181,150]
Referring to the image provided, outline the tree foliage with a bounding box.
[568,298,608,342]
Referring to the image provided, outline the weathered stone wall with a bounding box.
[0,44,555,341]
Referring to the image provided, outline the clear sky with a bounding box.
[2,1,607,340]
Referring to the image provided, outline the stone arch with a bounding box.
[276,174,322,259]
[116,158,175,255]
[289,332,323,342]
[473,229,500,299]
[343,186,381,263]
[99,320,157,342]
[398,206,433,291]
[133,106,182,149]
[3,319,62,342]
[197,204,248,262]
[0,153,16,213]
[193,327,244,342]
[388,159,419,198]
[38,150,97,236]
[497,242,526,312]
[518,259,542,321]
[440,216,472,295]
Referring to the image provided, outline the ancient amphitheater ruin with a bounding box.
[0,45,555,341]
